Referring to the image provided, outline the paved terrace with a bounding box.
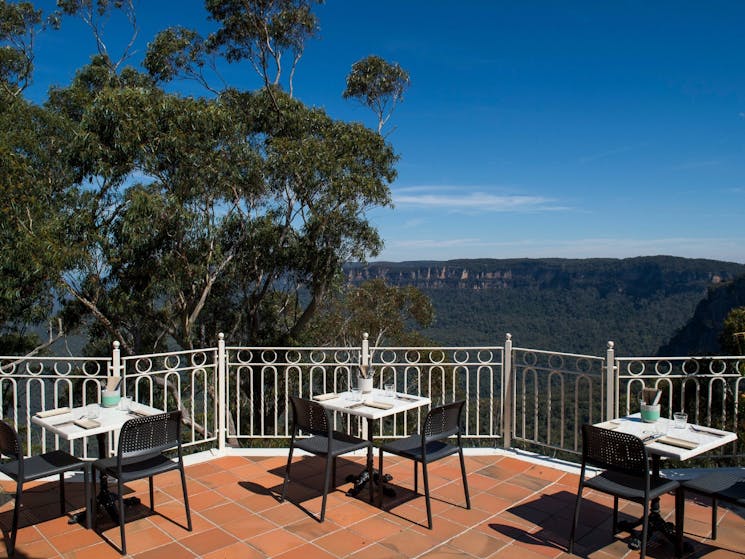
[0,452,743,559]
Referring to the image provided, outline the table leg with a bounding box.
[345,418,393,498]
[618,456,691,557]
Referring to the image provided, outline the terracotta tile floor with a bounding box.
[0,451,743,558]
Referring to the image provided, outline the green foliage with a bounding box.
[721,306,745,355]
[343,55,410,134]
[0,0,42,97]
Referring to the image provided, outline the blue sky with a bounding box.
[25,1,745,263]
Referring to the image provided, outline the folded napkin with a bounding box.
[74,418,101,429]
[364,400,394,410]
[314,393,339,401]
[598,420,621,430]
[36,407,71,418]
[656,436,698,450]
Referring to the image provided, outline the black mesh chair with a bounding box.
[679,468,745,541]
[378,400,470,529]
[0,419,90,556]
[569,424,680,559]
[280,396,373,522]
[92,410,191,555]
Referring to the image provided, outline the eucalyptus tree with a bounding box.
[343,54,410,135]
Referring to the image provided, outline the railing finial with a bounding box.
[607,341,614,349]
[218,332,225,341]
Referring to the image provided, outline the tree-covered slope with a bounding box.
[347,257,745,356]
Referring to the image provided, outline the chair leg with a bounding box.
[82,464,92,530]
[712,497,718,539]
[568,482,584,554]
[320,455,333,522]
[414,460,419,494]
[179,464,192,531]
[8,480,22,556]
[280,445,295,502]
[118,478,127,555]
[612,496,619,533]
[378,448,384,507]
[675,488,684,558]
[367,446,374,505]
[639,498,651,559]
[149,477,155,511]
[422,460,432,529]
[59,472,66,517]
[458,448,470,509]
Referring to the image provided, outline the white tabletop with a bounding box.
[316,388,431,420]
[32,403,163,441]
[596,414,737,461]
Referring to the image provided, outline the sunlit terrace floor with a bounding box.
[0,451,743,559]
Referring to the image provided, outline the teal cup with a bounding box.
[640,403,660,423]
[102,390,121,408]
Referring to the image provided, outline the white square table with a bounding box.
[317,388,431,496]
[595,414,736,556]
[32,403,163,524]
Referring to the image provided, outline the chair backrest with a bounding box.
[117,410,182,464]
[422,400,465,444]
[581,423,650,478]
[0,420,22,462]
[289,396,332,438]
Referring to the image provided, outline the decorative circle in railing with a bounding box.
[428,350,446,364]
[521,351,538,366]
[309,350,326,364]
[654,360,673,376]
[333,350,352,364]
[710,359,727,375]
[548,354,565,370]
[379,350,396,364]
[135,357,153,374]
[476,350,494,363]
[191,351,208,367]
[25,361,45,376]
[53,362,73,376]
[576,358,593,373]
[260,350,278,364]
[164,354,181,370]
[286,350,302,364]
[235,349,252,364]
[0,361,15,375]
[82,361,103,376]
[626,361,645,376]
[453,350,469,364]
[405,350,421,364]
[682,359,700,375]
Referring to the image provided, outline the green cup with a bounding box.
[102,390,121,408]
[640,403,660,423]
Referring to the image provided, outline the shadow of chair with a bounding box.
[280,396,373,522]
[568,423,680,559]
[92,410,191,555]
[377,400,470,529]
[0,419,90,556]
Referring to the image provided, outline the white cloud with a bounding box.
[393,188,569,213]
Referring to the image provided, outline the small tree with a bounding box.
[721,306,745,355]
[343,55,410,135]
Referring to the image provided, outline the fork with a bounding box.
[689,425,726,437]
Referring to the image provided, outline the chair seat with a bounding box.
[587,470,679,501]
[380,433,459,462]
[294,431,371,458]
[683,469,745,505]
[0,450,85,482]
[94,454,180,483]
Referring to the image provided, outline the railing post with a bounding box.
[217,333,227,453]
[605,341,615,421]
[502,333,513,449]
[110,340,122,388]
[361,332,370,366]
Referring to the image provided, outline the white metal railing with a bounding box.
[1,333,743,462]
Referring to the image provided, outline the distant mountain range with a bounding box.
[346,256,745,357]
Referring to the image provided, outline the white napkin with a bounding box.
[314,393,339,401]
[36,407,71,418]
[74,418,101,429]
[364,400,394,410]
[656,436,698,450]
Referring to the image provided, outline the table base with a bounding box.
[346,470,394,498]
[618,511,691,556]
